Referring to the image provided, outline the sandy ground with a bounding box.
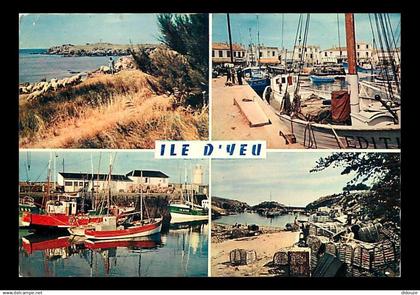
[211,231,300,277]
[211,77,303,149]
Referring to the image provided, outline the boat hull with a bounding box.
[246,77,271,93]
[279,115,400,149]
[170,212,209,224]
[84,219,162,240]
[22,212,104,228]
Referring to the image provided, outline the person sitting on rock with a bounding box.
[109,57,115,74]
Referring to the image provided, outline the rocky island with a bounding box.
[47,42,159,57]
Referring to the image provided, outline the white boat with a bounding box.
[274,14,400,149]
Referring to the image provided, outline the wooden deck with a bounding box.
[211,77,303,149]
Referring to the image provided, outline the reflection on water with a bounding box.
[19,222,208,277]
[215,212,308,228]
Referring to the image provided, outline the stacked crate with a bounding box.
[338,242,354,265]
[353,244,374,270]
[326,241,338,257]
[288,248,311,277]
[229,249,257,265]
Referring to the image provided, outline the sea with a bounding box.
[19,49,118,84]
[19,222,208,277]
[214,212,308,229]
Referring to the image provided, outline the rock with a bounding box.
[100,65,110,73]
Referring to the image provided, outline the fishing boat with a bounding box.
[276,13,400,149]
[19,196,40,227]
[309,75,335,83]
[84,215,162,240]
[169,202,209,224]
[84,168,163,240]
[342,62,380,77]
[169,167,208,224]
[21,192,105,229]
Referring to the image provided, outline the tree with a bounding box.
[311,153,400,224]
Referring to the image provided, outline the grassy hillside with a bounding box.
[19,69,208,148]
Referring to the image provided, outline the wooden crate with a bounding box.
[338,243,354,264]
[289,248,311,277]
[229,249,257,265]
[273,250,289,266]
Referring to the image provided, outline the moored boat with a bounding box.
[309,75,335,83]
[84,216,162,240]
[169,203,209,224]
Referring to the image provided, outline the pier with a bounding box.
[211,77,303,149]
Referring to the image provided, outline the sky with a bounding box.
[211,152,358,207]
[19,151,209,185]
[212,13,401,50]
[19,14,161,49]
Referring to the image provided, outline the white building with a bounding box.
[292,45,321,65]
[57,170,170,193]
[126,170,169,188]
[257,45,281,65]
[212,42,246,65]
[320,42,373,64]
[57,172,133,193]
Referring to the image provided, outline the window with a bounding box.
[324,52,328,57]
[310,53,313,59]
[218,50,223,57]
[366,44,369,49]
[357,52,360,57]
[145,178,148,183]
[73,181,78,186]
[79,182,84,186]
[259,52,262,58]
[272,51,275,56]
[65,181,72,186]
[366,52,369,57]
[357,44,360,49]
[298,54,301,58]
[212,50,215,57]
[305,48,307,52]
[227,51,231,57]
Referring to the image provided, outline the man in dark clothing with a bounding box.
[237,68,243,85]
[226,68,232,83]
[231,68,236,84]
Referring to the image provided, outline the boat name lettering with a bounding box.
[344,136,400,149]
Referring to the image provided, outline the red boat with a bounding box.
[21,191,108,229]
[85,217,163,240]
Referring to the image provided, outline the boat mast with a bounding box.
[257,15,261,68]
[107,154,112,215]
[42,153,52,209]
[345,13,360,118]
[227,13,234,64]
[140,170,143,221]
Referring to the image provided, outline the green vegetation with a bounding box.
[311,153,400,224]
[131,13,208,108]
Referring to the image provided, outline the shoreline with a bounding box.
[211,224,300,277]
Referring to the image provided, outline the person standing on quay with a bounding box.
[237,67,243,85]
[231,68,236,84]
[109,57,115,74]
[226,67,232,83]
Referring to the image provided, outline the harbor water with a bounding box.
[19,49,119,84]
[214,212,308,228]
[19,222,208,277]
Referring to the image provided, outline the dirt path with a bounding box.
[211,231,300,277]
[22,95,171,148]
[211,77,303,149]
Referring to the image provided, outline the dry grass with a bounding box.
[19,69,208,148]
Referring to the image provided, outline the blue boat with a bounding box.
[342,62,380,75]
[243,67,271,94]
[309,75,335,83]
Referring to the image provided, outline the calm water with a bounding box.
[19,49,119,84]
[215,212,308,228]
[19,222,208,277]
